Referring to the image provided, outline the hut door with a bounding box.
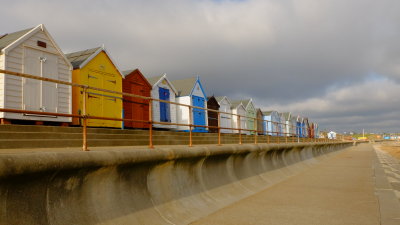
[103,75,118,127]
[87,72,103,126]
[248,110,255,133]
[23,48,41,111]
[159,87,170,122]
[23,48,58,112]
[192,95,205,131]
[220,104,230,132]
[41,52,58,113]
[131,83,147,128]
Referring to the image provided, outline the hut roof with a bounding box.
[145,75,164,86]
[214,96,232,105]
[0,27,33,51]
[122,69,136,78]
[215,96,225,103]
[281,112,291,120]
[171,77,197,96]
[122,69,151,87]
[65,47,101,69]
[262,111,274,116]
[230,100,243,108]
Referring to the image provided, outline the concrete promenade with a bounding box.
[192,144,400,225]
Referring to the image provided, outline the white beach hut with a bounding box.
[281,112,291,136]
[215,96,233,133]
[0,24,72,124]
[146,74,178,129]
[231,101,247,134]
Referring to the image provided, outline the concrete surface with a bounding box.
[191,144,399,225]
[0,142,350,225]
[373,145,400,225]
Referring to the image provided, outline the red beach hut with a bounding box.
[122,69,152,128]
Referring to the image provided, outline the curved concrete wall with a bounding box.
[0,143,351,225]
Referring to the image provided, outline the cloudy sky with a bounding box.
[1,0,399,133]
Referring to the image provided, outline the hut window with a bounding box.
[37,41,47,48]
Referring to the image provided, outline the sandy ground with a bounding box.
[377,142,400,160]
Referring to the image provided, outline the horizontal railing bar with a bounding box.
[0,69,334,148]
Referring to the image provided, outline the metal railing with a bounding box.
[0,69,344,151]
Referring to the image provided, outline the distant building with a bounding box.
[327,131,337,139]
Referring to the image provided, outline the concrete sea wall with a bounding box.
[0,143,351,225]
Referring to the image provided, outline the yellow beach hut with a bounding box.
[66,46,123,128]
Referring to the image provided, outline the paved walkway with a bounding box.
[191,144,400,225]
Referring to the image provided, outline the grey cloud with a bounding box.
[270,78,400,132]
[1,0,399,133]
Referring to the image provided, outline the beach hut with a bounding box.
[231,99,255,135]
[242,99,257,135]
[296,117,303,138]
[308,123,315,138]
[66,46,123,128]
[207,96,220,133]
[262,111,280,136]
[278,113,285,137]
[256,109,264,135]
[328,131,337,139]
[0,24,72,124]
[281,112,291,136]
[290,115,298,137]
[172,77,208,132]
[302,117,309,138]
[122,69,151,129]
[314,123,319,138]
[146,74,178,129]
[215,96,233,133]
[231,102,247,134]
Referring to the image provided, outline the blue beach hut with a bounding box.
[172,76,208,132]
[262,111,280,136]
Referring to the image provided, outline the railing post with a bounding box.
[267,120,270,144]
[82,87,89,151]
[189,105,193,147]
[285,123,288,143]
[148,99,154,149]
[292,125,295,143]
[238,115,242,144]
[277,122,280,144]
[254,117,257,144]
[297,125,300,143]
[217,111,221,146]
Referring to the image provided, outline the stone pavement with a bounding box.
[191,143,400,225]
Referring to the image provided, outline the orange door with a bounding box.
[131,83,149,128]
[123,83,133,128]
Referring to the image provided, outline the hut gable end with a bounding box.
[191,79,206,98]
[122,69,151,88]
[1,24,72,69]
[66,47,123,78]
[149,75,178,95]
